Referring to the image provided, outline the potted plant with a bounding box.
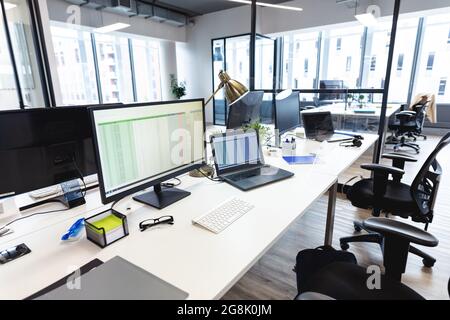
[357,94,365,108]
[170,74,186,100]
[242,121,270,146]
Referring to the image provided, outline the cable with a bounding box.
[161,178,182,188]
[72,158,87,198]
[0,207,70,233]
[196,169,224,182]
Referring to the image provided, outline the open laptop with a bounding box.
[302,111,357,142]
[211,130,294,191]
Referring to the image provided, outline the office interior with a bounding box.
[1,0,450,301]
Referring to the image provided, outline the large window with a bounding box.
[50,24,99,105]
[363,17,419,102]
[282,31,320,90]
[321,25,365,88]
[414,12,450,104]
[132,38,162,102]
[94,34,134,104]
[1,0,46,108]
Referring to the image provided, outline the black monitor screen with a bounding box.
[302,111,335,139]
[319,80,344,101]
[275,91,300,135]
[227,91,264,130]
[0,107,97,195]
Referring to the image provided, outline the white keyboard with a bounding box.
[193,198,255,234]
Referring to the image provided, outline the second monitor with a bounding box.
[90,99,206,209]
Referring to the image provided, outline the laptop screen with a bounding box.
[302,111,334,139]
[211,131,263,174]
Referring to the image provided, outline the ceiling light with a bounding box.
[93,23,130,34]
[355,12,377,27]
[228,0,303,12]
[3,2,17,10]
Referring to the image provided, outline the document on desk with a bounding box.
[35,256,189,300]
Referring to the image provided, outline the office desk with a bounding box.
[0,135,377,300]
[301,103,400,119]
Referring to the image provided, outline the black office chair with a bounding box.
[340,132,450,279]
[296,261,450,300]
[387,102,429,153]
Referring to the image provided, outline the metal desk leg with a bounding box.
[325,181,338,246]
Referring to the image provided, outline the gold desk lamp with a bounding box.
[190,70,249,178]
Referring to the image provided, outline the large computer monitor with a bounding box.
[90,99,206,209]
[275,90,301,135]
[227,91,264,130]
[0,107,97,196]
[319,80,345,101]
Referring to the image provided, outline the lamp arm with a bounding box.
[205,84,224,106]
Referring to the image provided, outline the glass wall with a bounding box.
[0,0,46,109]
[48,22,163,106]
[50,24,98,105]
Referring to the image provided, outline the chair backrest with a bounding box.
[411,132,450,222]
[412,103,428,131]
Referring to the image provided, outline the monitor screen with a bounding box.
[0,107,97,195]
[211,130,262,174]
[319,80,344,101]
[275,91,300,135]
[90,100,205,204]
[227,91,264,129]
[302,112,335,139]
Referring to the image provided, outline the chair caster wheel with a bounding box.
[423,259,435,268]
[354,223,362,232]
[340,242,350,251]
[424,137,427,141]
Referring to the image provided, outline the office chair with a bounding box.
[296,261,450,300]
[387,101,429,153]
[340,132,450,280]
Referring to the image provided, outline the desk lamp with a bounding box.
[190,71,249,178]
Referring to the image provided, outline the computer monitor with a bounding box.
[319,80,344,101]
[0,107,97,196]
[275,90,301,135]
[302,111,335,140]
[227,91,264,130]
[90,99,206,209]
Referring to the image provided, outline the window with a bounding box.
[415,12,450,103]
[336,38,342,51]
[370,56,377,71]
[94,33,134,103]
[322,26,365,88]
[282,31,320,91]
[438,78,447,95]
[132,38,162,102]
[397,54,404,71]
[447,27,450,44]
[50,23,99,105]
[427,52,435,71]
[346,56,352,72]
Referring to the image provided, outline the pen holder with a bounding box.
[85,209,129,248]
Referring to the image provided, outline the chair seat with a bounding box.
[300,262,424,300]
[363,218,439,247]
[347,179,418,217]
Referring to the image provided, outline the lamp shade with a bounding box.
[205,70,249,106]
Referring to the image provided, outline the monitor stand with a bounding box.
[133,184,191,210]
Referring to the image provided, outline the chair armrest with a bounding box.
[361,164,405,176]
[363,218,439,247]
[397,111,416,116]
[382,153,418,163]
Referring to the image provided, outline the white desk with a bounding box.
[0,134,378,300]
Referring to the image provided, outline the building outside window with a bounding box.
[438,78,447,95]
[427,52,435,71]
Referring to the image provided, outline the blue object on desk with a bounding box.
[61,218,85,242]
[283,156,317,165]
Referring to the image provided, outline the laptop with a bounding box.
[302,111,355,142]
[211,130,294,191]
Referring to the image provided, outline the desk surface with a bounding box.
[0,134,378,300]
[302,103,401,118]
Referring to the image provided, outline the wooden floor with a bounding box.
[223,135,450,300]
